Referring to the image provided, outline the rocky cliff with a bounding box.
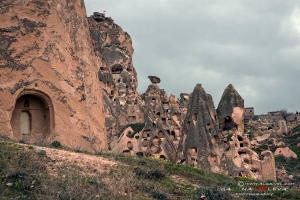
[0,0,277,181]
[0,0,106,152]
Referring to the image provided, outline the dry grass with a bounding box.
[1,137,299,199]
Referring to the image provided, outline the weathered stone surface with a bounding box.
[217,84,244,134]
[0,0,278,182]
[274,147,297,159]
[88,12,143,150]
[0,0,107,152]
[178,84,220,169]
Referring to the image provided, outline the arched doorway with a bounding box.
[10,90,54,143]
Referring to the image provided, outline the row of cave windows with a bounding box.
[123,150,167,159]
[142,130,181,139]
[100,65,134,74]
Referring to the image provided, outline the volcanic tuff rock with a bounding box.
[0,0,277,182]
[87,12,143,149]
[0,0,107,151]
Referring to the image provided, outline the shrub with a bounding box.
[51,141,62,148]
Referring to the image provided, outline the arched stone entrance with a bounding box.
[10,90,54,143]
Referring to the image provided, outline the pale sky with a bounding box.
[84,0,300,114]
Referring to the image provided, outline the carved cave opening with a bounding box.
[11,90,54,142]
[159,155,166,160]
[142,139,148,147]
[158,131,165,138]
[111,64,123,74]
[127,141,133,150]
[123,150,131,155]
[189,147,198,156]
[211,135,219,144]
[192,113,198,121]
[142,129,150,138]
[186,121,191,130]
[152,136,161,145]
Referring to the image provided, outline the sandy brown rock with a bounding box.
[0,0,107,152]
[274,147,297,159]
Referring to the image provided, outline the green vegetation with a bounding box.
[1,137,299,199]
[291,125,300,133]
[50,140,62,148]
[119,123,145,138]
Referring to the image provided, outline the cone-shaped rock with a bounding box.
[217,84,244,134]
[182,84,219,168]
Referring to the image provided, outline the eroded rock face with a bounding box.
[274,147,297,159]
[88,12,143,149]
[217,84,244,134]
[0,0,107,152]
[112,77,183,161]
[178,84,220,169]
[1,1,277,182]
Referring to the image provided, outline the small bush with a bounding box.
[51,141,62,148]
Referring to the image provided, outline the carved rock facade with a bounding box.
[0,1,277,181]
[0,0,107,152]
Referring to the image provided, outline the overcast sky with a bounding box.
[84,0,300,115]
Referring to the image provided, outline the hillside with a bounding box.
[0,137,299,200]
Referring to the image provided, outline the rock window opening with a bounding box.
[35,83,38,87]
[211,135,219,144]
[192,113,198,121]
[238,173,243,177]
[136,152,143,157]
[189,147,198,156]
[127,141,133,150]
[159,155,166,160]
[123,150,131,155]
[142,139,148,147]
[170,131,176,141]
[162,118,166,125]
[244,158,251,164]
[240,143,244,147]
[158,131,165,138]
[150,145,161,154]
[24,100,29,107]
[152,136,161,145]
[175,128,181,137]
[238,136,243,141]
[135,135,139,139]
[111,65,123,74]
[251,169,258,173]
[186,121,191,130]
[238,151,247,155]
[142,129,150,138]
[225,116,232,123]
[156,112,160,117]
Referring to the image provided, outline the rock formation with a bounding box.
[0,0,107,152]
[0,0,277,182]
[88,12,144,149]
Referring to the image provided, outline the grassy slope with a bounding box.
[0,138,298,200]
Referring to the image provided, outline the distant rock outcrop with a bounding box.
[274,147,297,159]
